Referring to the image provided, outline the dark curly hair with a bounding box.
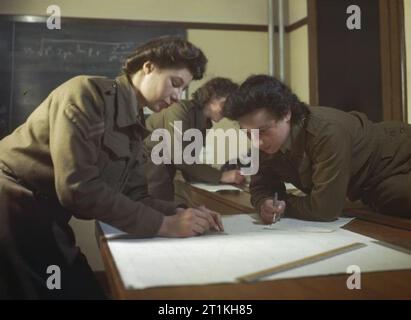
[224,75,310,124]
[191,77,238,108]
[122,36,207,80]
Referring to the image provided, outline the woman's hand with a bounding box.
[157,206,224,237]
[259,198,286,224]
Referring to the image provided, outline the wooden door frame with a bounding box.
[307,0,319,106]
[379,0,407,121]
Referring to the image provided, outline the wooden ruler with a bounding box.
[237,242,367,283]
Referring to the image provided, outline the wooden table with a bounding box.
[174,179,254,214]
[97,182,411,299]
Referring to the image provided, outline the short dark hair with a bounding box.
[224,75,310,124]
[122,36,207,80]
[191,77,238,108]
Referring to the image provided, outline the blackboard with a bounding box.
[0,17,186,138]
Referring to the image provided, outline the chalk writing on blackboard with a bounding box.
[23,38,138,63]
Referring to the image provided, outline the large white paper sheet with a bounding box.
[190,182,243,192]
[99,214,411,289]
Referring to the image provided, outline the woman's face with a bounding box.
[133,62,193,112]
[203,96,226,123]
[239,108,291,154]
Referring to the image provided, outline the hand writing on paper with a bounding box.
[197,205,224,232]
[259,194,286,225]
[157,206,224,238]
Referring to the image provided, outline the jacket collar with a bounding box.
[114,74,141,127]
[114,74,150,137]
[279,118,307,159]
[190,100,212,131]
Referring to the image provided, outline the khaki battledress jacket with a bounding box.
[250,107,411,220]
[0,75,178,238]
[0,75,182,298]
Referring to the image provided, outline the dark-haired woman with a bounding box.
[0,37,224,299]
[224,74,411,225]
[144,77,245,202]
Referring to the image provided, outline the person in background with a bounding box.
[224,74,411,225]
[0,36,224,299]
[145,77,245,202]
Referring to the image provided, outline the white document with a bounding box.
[285,183,297,190]
[99,214,411,289]
[99,214,352,239]
[190,182,243,192]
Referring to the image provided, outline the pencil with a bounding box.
[272,192,279,223]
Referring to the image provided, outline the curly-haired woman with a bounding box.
[0,36,224,299]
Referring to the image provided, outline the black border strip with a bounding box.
[0,14,268,32]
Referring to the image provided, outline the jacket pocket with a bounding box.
[99,131,131,190]
[103,131,130,159]
[379,124,404,160]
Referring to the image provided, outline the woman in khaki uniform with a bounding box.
[144,77,245,202]
[0,37,224,299]
[224,75,411,224]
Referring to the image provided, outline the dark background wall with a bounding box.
[314,0,382,122]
